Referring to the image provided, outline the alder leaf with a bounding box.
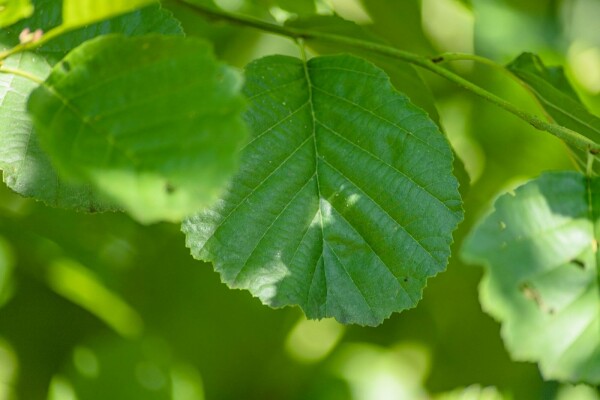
[462,172,600,384]
[28,34,247,224]
[183,54,463,326]
[0,1,183,211]
[507,53,600,172]
[0,0,33,28]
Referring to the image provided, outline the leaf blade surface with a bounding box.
[463,171,600,383]
[183,54,463,325]
[28,34,247,223]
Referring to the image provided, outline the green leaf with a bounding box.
[507,53,600,172]
[182,54,463,326]
[462,172,600,384]
[28,34,247,224]
[0,0,33,28]
[0,1,183,212]
[61,0,157,29]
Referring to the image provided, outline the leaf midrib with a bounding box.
[302,54,329,315]
[305,58,422,313]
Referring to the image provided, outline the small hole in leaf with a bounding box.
[165,183,176,194]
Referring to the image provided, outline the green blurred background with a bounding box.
[1,0,599,398]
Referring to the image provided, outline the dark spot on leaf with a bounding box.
[571,259,585,269]
[520,282,553,315]
[88,204,97,213]
[165,183,176,194]
[403,278,408,282]
[62,61,71,72]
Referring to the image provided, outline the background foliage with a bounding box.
[0,0,599,399]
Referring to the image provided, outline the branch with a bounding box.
[172,0,600,154]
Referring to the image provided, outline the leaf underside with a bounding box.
[463,172,600,384]
[28,34,247,223]
[183,54,463,326]
[0,1,183,212]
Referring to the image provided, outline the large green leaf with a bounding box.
[0,0,33,27]
[462,172,600,383]
[28,34,247,224]
[183,54,463,326]
[0,1,183,211]
[507,53,600,172]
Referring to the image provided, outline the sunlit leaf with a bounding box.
[0,0,33,28]
[0,1,183,211]
[462,172,600,384]
[28,34,247,223]
[507,52,600,172]
[183,54,463,326]
[61,0,157,29]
